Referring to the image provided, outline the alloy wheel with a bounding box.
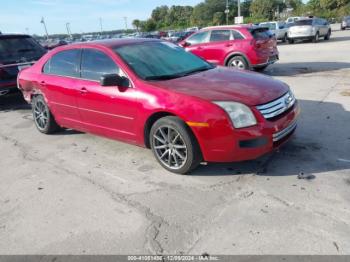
[153,126,188,170]
[230,59,246,70]
[34,100,49,130]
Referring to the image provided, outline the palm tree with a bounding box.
[132,19,141,32]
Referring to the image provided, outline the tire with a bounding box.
[32,95,60,134]
[312,32,319,43]
[282,33,288,43]
[288,39,294,44]
[150,116,202,174]
[324,30,331,40]
[341,27,345,30]
[254,65,268,72]
[227,56,249,70]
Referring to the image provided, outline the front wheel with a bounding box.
[324,30,331,40]
[32,95,60,134]
[150,116,202,174]
[312,32,319,43]
[282,33,288,43]
[288,39,294,44]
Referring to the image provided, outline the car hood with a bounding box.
[149,67,289,106]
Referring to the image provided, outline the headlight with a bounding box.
[214,101,257,129]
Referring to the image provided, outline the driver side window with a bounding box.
[81,49,120,82]
[186,31,210,45]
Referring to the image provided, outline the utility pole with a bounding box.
[224,0,230,25]
[66,23,72,39]
[123,17,128,30]
[99,17,103,35]
[40,17,49,39]
[237,0,241,17]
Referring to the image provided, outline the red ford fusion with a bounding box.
[179,25,279,71]
[18,39,299,174]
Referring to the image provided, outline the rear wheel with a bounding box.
[150,116,202,174]
[227,56,249,70]
[32,95,60,134]
[341,27,345,30]
[324,30,331,40]
[312,32,319,43]
[288,39,294,44]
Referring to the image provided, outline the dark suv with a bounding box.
[0,34,46,96]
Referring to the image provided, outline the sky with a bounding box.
[0,0,202,35]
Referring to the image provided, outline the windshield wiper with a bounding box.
[178,66,213,77]
[144,66,213,81]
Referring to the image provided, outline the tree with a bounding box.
[250,0,279,20]
[142,19,157,32]
[132,19,141,32]
[213,12,225,25]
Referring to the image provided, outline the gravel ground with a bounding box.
[0,24,349,255]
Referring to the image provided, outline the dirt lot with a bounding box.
[0,25,349,255]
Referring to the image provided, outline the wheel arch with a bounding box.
[224,52,251,68]
[144,111,177,148]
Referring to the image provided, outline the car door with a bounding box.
[183,31,210,60]
[76,48,138,142]
[40,48,82,128]
[200,29,233,65]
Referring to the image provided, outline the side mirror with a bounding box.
[181,41,191,47]
[100,74,130,87]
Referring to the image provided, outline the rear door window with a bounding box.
[186,31,210,45]
[81,49,119,81]
[44,49,80,78]
[209,30,231,42]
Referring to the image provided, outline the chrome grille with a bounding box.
[256,91,296,119]
[273,121,297,142]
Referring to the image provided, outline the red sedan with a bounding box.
[18,39,299,174]
[179,25,279,71]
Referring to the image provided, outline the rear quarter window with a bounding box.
[43,49,80,78]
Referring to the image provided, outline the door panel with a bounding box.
[76,80,138,142]
[76,48,138,142]
[40,49,81,128]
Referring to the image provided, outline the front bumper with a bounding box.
[193,101,300,163]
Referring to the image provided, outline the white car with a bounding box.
[260,21,288,42]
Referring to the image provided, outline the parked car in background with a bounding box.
[288,17,331,43]
[179,25,279,71]
[164,31,195,43]
[260,21,288,42]
[286,17,302,23]
[0,34,46,96]
[341,16,350,30]
[42,40,68,50]
[17,39,299,174]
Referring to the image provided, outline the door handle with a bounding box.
[40,81,47,86]
[196,47,203,50]
[225,44,233,47]
[80,87,88,94]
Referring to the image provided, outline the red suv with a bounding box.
[179,25,279,71]
[18,39,298,174]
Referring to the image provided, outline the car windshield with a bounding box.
[0,36,46,64]
[114,41,214,81]
[260,23,276,30]
[294,20,313,26]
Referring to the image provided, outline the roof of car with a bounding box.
[73,38,160,48]
[201,25,252,31]
[0,34,32,38]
